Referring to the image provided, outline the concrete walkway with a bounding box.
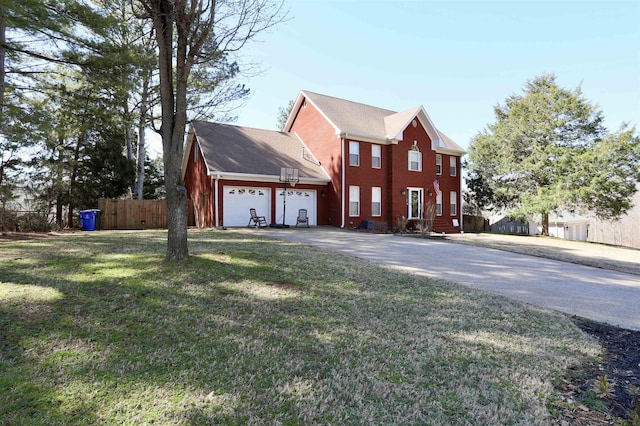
[256,227,640,330]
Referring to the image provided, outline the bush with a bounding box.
[0,210,18,231]
[18,213,51,232]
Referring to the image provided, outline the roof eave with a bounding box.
[435,147,467,156]
[338,131,398,145]
[207,171,330,185]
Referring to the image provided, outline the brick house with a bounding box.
[182,90,465,231]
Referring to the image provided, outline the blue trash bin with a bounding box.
[80,209,100,231]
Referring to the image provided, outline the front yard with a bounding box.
[1,230,602,424]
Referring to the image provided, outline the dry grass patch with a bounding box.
[0,230,601,425]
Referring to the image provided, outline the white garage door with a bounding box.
[274,188,316,226]
[223,186,271,227]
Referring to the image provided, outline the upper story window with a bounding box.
[408,148,422,171]
[436,154,442,175]
[450,156,456,176]
[193,143,199,163]
[349,141,360,166]
[371,144,381,168]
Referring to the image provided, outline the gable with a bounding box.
[285,90,466,155]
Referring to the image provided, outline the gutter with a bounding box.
[338,131,398,145]
[207,171,330,185]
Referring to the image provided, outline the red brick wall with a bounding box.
[286,98,462,231]
[289,98,343,226]
[183,137,216,227]
[342,119,461,230]
[343,140,389,227]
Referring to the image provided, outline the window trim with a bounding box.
[408,150,422,172]
[436,191,442,216]
[372,187,381,217]
[349,185,360,217]
[349,141,360,167]
[436,154,442,175]
[407,187,424,219]
[371,144,381,169]
[450,156,456,177]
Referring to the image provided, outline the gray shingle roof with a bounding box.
[302,91,395,138]
[300,90,465,154]
[190,121,329,180]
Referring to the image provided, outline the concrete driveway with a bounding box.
[259,227,640,330]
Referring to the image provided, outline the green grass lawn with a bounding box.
[0,230,600,425]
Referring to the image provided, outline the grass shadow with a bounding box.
[0,230,603,424]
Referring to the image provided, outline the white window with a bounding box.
[436,154,442,175]
[408,150,422,171]
[450,156,456,176]
[349,186,360,216]
[349,141,359,166]
[371,144,381,168]
[436,191,442,216]
[450,191,457,216]
[372,187,381,216]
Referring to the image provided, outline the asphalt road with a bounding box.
[259,227,640,330]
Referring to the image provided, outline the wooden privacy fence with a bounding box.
[98,198,168,230]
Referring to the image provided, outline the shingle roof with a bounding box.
[189,121,329,181]
[302,91,395,138]
[299,90,466,154]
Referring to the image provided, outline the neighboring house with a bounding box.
[534,214,590,241]
[524,186,640,249]
[490,216,529,235]
[182,90,466,231]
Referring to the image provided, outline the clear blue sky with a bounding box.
[231,0,640,151]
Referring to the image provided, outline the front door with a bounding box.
[408,188,423,219]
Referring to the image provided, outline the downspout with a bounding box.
[341,137,346,228]
[459,161,463,233]
[214,173,220,228]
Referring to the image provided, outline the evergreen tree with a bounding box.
[276,99,294,130]
[466,74,640,235]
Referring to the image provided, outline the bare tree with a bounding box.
[137,0,284,260]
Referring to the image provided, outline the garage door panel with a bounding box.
[275,189,316,226]
[223,186,270,226]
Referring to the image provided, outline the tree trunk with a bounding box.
[0,9,5,114]
[135,70,150,200]
[153,0,188,260]
[67,137,83,228]
[56,195,63,228]
[541,212,549,236]
[124,102,135,198]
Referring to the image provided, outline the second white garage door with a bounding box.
[223,186,271,227]
[274,188,317,226]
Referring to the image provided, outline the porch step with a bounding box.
[432,218,460,234]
